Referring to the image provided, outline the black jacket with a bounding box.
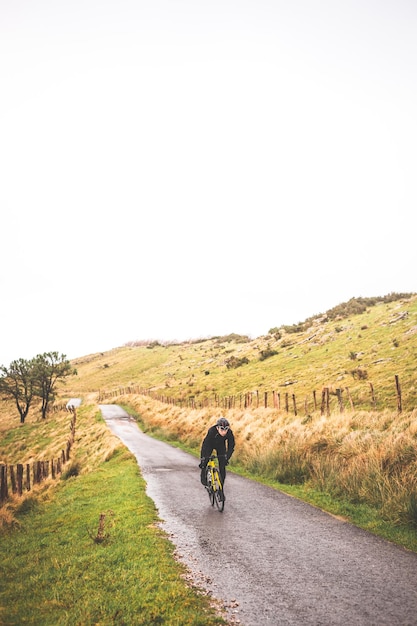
[201,425,235,462]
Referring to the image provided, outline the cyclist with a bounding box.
[199,417,235,497]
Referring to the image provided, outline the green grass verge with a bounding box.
[0,449,225,626]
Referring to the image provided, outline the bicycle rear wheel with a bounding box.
[213,469,225,512]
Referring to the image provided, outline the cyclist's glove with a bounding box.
[198,458,207,469]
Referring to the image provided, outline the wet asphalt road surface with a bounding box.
[100,405,417,626]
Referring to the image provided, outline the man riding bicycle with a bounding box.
[199,417,235,497]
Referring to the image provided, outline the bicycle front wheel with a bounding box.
[212,469,225,512]
[206,469,215,506]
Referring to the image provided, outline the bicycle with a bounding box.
[204,454,225,512]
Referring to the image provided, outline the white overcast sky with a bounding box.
[1,0,416,365]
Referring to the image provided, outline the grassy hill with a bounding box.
[4,293,417,623]
[57,292,417,552]
[68,293,417,413]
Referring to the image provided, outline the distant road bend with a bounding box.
[100,404,417,626]
[66,398,82,410]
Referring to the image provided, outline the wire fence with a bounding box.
[0,408,76,505]
[97,375,405,415]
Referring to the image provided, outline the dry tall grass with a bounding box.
[116,394,417,527]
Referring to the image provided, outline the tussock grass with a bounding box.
[114,394,417,548]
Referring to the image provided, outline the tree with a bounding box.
[0,358,36,423]
[0,352,77,422]
[33,352,77,419]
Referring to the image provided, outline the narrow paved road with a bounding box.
[100,405,417,626]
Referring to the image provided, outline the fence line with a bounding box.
[0,408,76,505]
[97,376,404,416]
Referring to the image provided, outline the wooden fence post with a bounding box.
[26,464,31,491]
[321,389,326,415]
[336,388,344,412]
[321,388,330,416]
[345,387,354,410]
[0,465,8,503]
[35,461,42,484]
[10,465,17,494]
[369,383,376,410]
[395,375,402,413]
[17,464,23,495]
[292,394,297,416]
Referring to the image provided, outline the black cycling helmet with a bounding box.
[216,417,230,430]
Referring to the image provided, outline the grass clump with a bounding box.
[0,447,225,626]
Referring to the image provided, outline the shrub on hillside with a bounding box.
[281,322,312,334]
[326,293,415,321]
[351,367,368,380]
[259,347,278,361]
[215,334,250,344]
[267,328,282,339]
[267,293,416,336]
[146,341,162,349]
[225,356,249,369]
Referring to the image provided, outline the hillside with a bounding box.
[3,292,417,553]
[68,293,417,414]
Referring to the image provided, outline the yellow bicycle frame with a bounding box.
[206,455,223,494]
